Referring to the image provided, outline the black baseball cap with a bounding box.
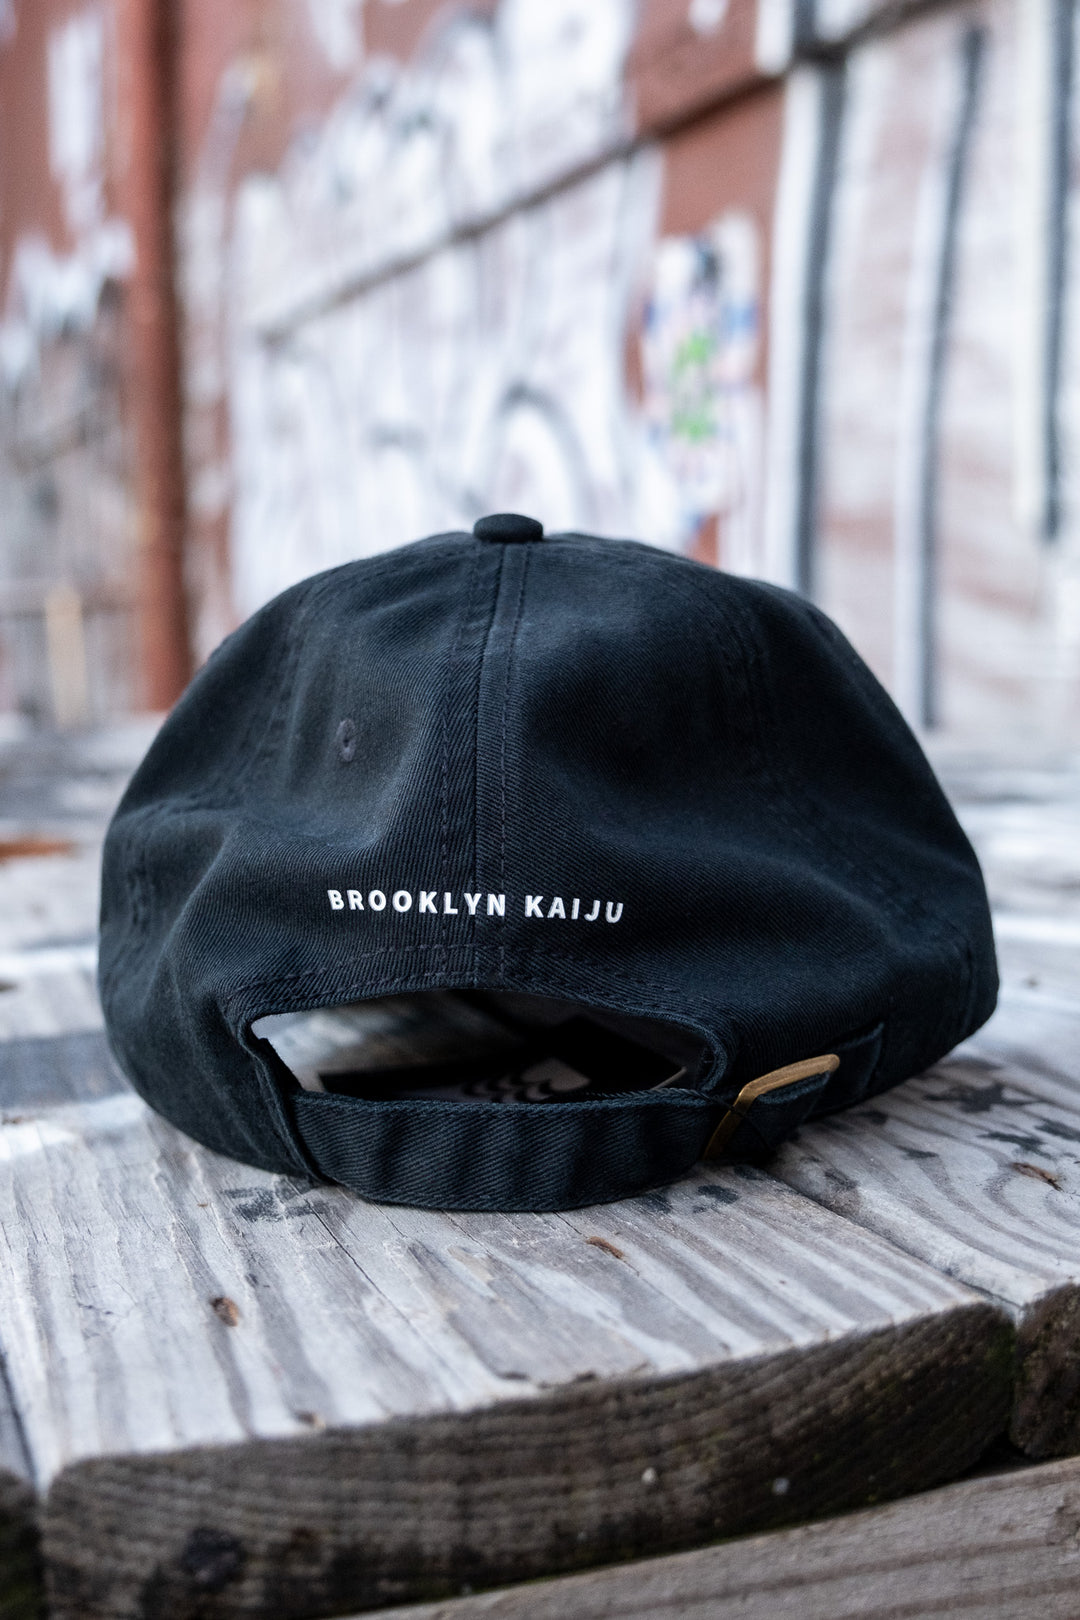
[99,514,997,1211]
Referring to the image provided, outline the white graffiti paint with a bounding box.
[48,9,106,235]
[639,211,762,559]
[689,0,730,35]
[306,0,365,71]
[205,0,768,622]
[218,0,666,619]
[0,225,133,389]
[227,154,663,615]
[0,7,133,390]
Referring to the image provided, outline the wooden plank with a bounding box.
[964,983,1080,1113]
[352,1454,1080,1620]
[0,960,102,1043]
[0,848,100,958]
[0,1351,38,1620]
[0,732,118,1619]
[767,754,1080,1458]
[0,737,1063,1617]
[0,1032,126,1113]
[0,724,149,1618]
[0,721,156,964]
[772,984,1080,1458]
[0,1090,1008,1619]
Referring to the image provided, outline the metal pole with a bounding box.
[118,0,191,711]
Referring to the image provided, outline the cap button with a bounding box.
[472,513,544,543]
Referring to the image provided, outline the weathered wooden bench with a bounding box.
[1,728,1078,1619]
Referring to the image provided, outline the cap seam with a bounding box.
[639,566,898,1058]
[468,544,512,987]
[657,568,967,1062]
[197,571,325,804]
[735,586,967,950]
[115,553,476,827]
[789,596,984,1045]
[222,944,732,1094]
[103,572,326,1160]
[106,551,479,1020]
[223,947,709,1012]
[439,542,487,984]
[211,569,344,1172]
[661,572,918,932]
[294,1091,713,1119]
[498,547,530,984]
[117,572,325,837]
[270,536,473,600]
[722,585,974,1060]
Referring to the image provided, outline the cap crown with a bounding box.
[99,530,997,1209]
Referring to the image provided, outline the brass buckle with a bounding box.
[703,1053,840,1160]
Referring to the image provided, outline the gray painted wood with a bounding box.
[773,963,1080,1457]
[766,754,1080,1457]
[42,1310,1008,1619]
[0,1033,127,1112]
[0,1088,1008,1618]
[353,1454,1080,1620]
[0,736,1072,1617]
[0,849,100,959]
[0,959,101,1044]
[0,1353,38,1620]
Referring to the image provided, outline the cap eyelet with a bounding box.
[335,718,357,763]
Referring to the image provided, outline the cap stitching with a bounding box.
[724,584,969,1069]
[635,568,890,1051]
[655,568,959,953]
[117,572,327,831]
[102,573,327,1074]
[647,565,961,1074]
[295,1091,713,1120]
[440,545,485,983]
[470,546,508,990]
[198,573,321,803]
[722,584,973,1060]
[223,947,703,1016]
[209,571,345,1171]
[787,596,984,1046]
[224,947,729,1096]
[498,548,530,984]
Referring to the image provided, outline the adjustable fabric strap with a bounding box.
[292,1087,714,1211]
[289,1052,842,1212]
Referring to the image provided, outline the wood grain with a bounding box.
[352,1453,1080,1620]
[0,850,101,959]
[0,1354,38,1620]
[767,755,1080,1460]
[0,961,102,1044]
[0,737,1072,1617]
[773,990,1080,1456]
[42,1308,1008,1619]
[0,1033,126,1113]
[0,1086,1009,1618]
[0,1477,38,1620]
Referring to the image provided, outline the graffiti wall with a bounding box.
[179,0,782,640]
[0,0,1078,741]
[812,0,1080,733]
[0,0,137,722]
